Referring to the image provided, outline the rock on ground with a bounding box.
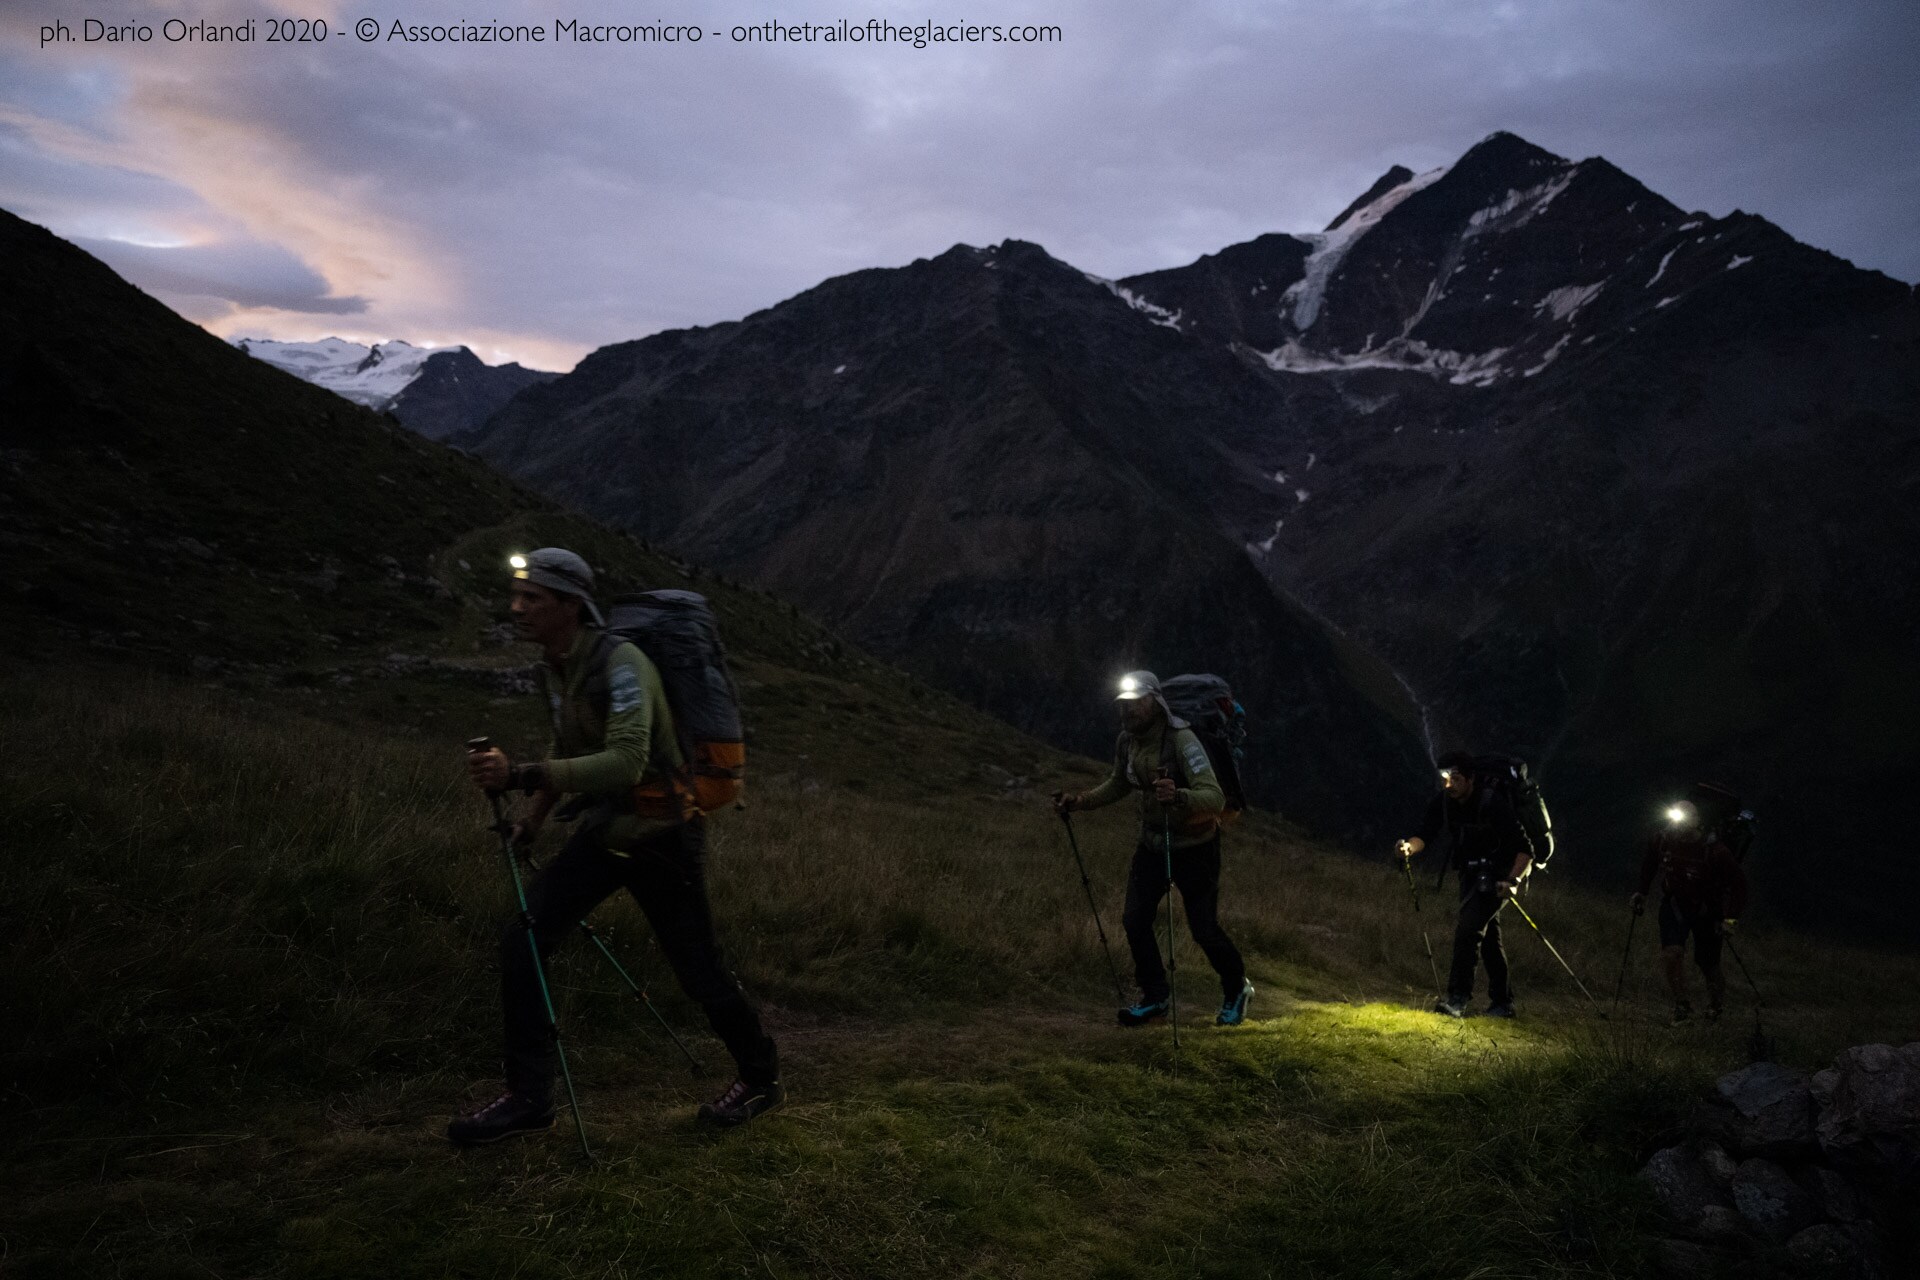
[1811,1043,1920,1173]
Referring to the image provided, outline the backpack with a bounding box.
[1690,781,1757,863]
[591,590,746,818]
[1160,673,1248,824]
[1471,753,1555,868]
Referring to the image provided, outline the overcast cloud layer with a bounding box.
[2,0,1915,370]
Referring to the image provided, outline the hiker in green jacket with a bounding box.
[1053,670,1253,1027]
[452,547,781,1144]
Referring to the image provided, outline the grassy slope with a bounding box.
[5,661,1916,1280]
[7,212,1917,1277]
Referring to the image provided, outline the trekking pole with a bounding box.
[1058,809,1128,1008]
[576,922,705,1075]
[1160,772,1179,1062]
[1398,845,1441,995]
[1722,935,1774,1060]
[470,738,592,1162]
[1506,894,1600,1009]
[1722,935,1765,1006]
[513,820,704,1075]
[1609,905,1641,1020]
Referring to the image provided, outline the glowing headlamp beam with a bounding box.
[509,554,528,570]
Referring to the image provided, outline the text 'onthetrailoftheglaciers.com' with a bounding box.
[38,17,1066,49]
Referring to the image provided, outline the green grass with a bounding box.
[3,668,1916,1278]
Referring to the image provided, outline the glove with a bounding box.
[1720,918,1738,937]
[507,761,550,795]
[1494,879,1518,900]
[1396,840,1414,861]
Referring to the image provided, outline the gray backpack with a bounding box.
[593,590,746,815]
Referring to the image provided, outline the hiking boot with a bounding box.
[1117,996,1170,1027]
[697,1078,785,1128]
[1485,1001,1516,1019]
[1432,996,1467,1019]
[1217,979,1254,1027]
[1671,1000,1694,1026]
[447,1091,554,1146]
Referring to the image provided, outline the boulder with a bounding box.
[1698,1138,1739,1186]
[1700,1061,1816,1158]
[1641,1145,1739,1241]
[1730,1157,1820,1241]
[1651,1237,1718,1280]
[1797,1166,1867,1224]
[1811,1043,1920,1175]
[1786,1223,1890,1280]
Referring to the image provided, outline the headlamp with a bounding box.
[1666,805,1686,824]
[509,553,528,577]
[1119,676,1140,695]
[1438,768,1456,783]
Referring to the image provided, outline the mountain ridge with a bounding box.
[458,133,1920,932]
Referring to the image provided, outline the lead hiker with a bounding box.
[1397,751,1541,1018]
[451,547,781,1144]
[1052,670,1253,1029]
[1631,793,1749,1024]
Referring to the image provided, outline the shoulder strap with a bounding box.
[581,629,618,721]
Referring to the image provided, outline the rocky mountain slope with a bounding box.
[1120,132,1920,929]
[465,237,1434,840]
[462,133,1919,931]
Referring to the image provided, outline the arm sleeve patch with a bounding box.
[1183,739,1212,777]
[608,662,644,716]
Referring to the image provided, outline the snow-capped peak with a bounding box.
[234,336,451,410]
[1281,165,1450,332]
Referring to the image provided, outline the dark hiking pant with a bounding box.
[1120,834,1246,1003]
[501,817,776,1104]
[1658,894,1725,972]
[1448,872,1513,1005]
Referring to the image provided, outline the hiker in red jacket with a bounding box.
[1632,799,1748,1024]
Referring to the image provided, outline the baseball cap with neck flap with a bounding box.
[1114,669,1188,728]
[510,547,605,627]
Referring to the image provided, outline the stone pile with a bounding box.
[1640,1044,1918,1278]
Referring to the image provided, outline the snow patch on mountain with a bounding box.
[1536,282,1603,323]
[1253,338,1509,387]
[1088,276,1184,330]
[1647,247,1678,287]
[235,336,446,410]
[1281,165,1450,332]
[1523,333,1571,377]
[1248,517,1285,556]
[1462,167,1578,240]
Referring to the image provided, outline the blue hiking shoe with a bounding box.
[1217,979,1254,1026]
[1117,996,1170,1027]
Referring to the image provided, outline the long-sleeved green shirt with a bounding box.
[538,627,683,847]
[1078,721,1225,848]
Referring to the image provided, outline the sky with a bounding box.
[2,0,1915,372]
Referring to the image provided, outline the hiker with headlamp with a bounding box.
[1632,797,1748,1024]
[1052,670,1253,1028]
[1397,751,1536,1018]
[451,547,781,1144]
